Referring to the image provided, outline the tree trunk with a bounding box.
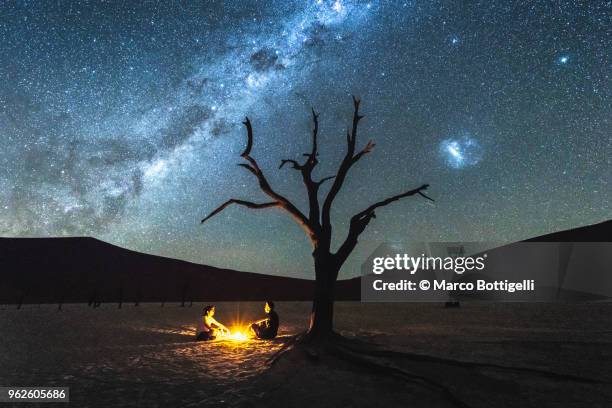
[16,293,25,310]
[306,253,339,341]
[180,282,188,307]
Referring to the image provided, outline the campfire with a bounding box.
[227,330,248,341]
[221,326,250,342]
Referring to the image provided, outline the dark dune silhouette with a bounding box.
[524,219,611,242]
[0,237,359,306]
[452,219,612,301]
[0,219,608,306]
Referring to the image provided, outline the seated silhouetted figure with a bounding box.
[195,305,229,341]
[249,301,279,340]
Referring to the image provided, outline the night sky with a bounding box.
[1,1,610,279]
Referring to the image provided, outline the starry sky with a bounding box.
[0,1,610,279]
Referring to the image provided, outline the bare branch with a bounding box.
[237,163,257,175]
[354,184,432,221]
[315,176,335,186]
[241,118,254,158]
[352,95,363,112]
[321,95,364,237]
[201,199,278,224]
[335,184,433,264]
[308,108,319,164]
[352,140,376,163]
[235,118,315,239]
[418,191,435,202]
[280,109,319,170]
[279,159,302,170]
[276,109,324,228]
[363,140,375,153]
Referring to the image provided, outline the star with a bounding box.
[332,1,344,13]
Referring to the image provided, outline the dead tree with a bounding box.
[134,289,141,307]
[201,97,433,342]
[16,291,26,310]
[180,279,189,307]
[118,285,123,309]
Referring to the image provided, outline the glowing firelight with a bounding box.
[228,330,248,341]
[220,326,250,342]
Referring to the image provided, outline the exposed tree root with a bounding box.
[332,335,606,384]
[264,331,606,408]
[264,332,471,408]
[267,332,304,366]
[328,343,472,408]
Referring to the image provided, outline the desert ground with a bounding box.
[1,302,610,407]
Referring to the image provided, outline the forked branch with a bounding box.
[335,184,433,263]
[279,159,302,170]
[307,108,319,165]
[316,175,335,186]
[353,184,433,222]
[203,118,315,240]
[201,199,278,224]
[322,96,374,237]
[278,109,323,227]
[352,140,376,163]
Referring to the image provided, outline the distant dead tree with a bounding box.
[57,293,65,311]
[57,280,77,312]
[16,290,27,310]
[15,276,31,310]
[56,282,66,311]
[201,97,433,342]
[88,289,96,307]
[118,285,123,309]
[180,278,189,307]
[134,289,142,307]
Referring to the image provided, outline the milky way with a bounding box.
[0,1,610,278]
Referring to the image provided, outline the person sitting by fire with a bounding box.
[196,305,229,341]
[249,301,279,340]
